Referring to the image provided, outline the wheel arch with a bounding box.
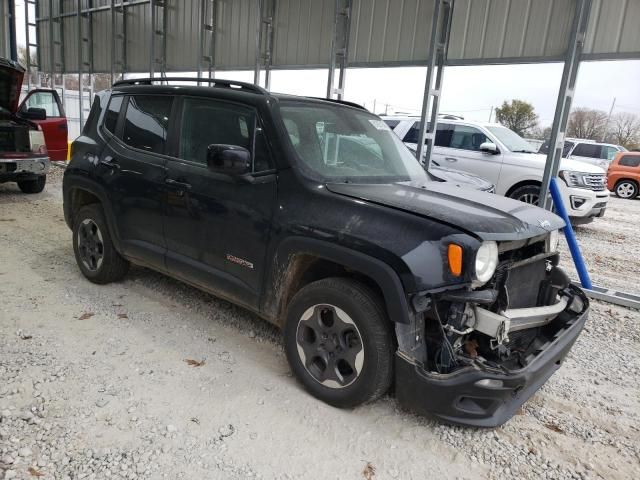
[264,237,411,327]
[63,178,123,251]
[505,179,542,198]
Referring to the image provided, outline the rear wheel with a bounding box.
[614,180,638,199]
[509,184,541,206]
[73,204,129,284]
[17,175,46,194]
[284,277,394,409]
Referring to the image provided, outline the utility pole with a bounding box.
[372,99,376,114]
[602,97,616,142]
[488,106,493,123]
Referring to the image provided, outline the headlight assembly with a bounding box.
[474,241,499,284]
[558,170,589,189]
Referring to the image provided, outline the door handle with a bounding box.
[445,157,458,162]
[165,178,192,190]
[99,158,120,170]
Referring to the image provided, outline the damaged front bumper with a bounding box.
[395,285,588,427]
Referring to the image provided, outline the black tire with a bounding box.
[509,184,541,206]
[284,277,394,409]
[72,204,129,284]
[17,175,46,194]
[614,180,638,199]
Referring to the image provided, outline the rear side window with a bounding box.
[572,143,601,159]
[103,95,123,135]
[619,155,640,168]
[123,96,173,154]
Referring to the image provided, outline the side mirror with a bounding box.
[206,144,251,176]
[23,107,47,120]
[479,142,499,154]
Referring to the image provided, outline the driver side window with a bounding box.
[178,98,272,172]
[450,125,488,151]
[24,91,62,117]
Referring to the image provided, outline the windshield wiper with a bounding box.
[512,149,535,154]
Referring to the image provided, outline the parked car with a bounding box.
[539,138,626,170]
[0,57,50,193]
[63,79,589,427]
[19,87,69,161]
[383,115,609,224]
[607,151,640,199]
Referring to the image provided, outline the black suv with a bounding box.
[63,78,588,427]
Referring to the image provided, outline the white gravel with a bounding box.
[1,172,639,479]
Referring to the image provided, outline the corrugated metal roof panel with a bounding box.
[34,0,640,73]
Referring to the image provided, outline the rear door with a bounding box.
[19,89,68,161]
[99,93,173,269]
[433,124,503,186]
[163,97,277,310]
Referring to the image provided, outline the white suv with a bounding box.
[539,138,626,170]
[382,116,609,224]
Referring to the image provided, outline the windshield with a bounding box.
[279,102,427,183]
[486,126,536,153]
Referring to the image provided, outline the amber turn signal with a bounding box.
[448,244,463,276]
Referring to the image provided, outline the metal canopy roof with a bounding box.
[35,0,640,74]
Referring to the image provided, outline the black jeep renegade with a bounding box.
[63,78,588,427]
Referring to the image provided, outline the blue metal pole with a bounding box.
[549,178,593,289]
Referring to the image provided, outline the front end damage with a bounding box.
[394,238,589,427]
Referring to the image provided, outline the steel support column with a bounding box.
[197,0,217,84]
[25,0,40,89]
[8,0,17,61]
[326,0,352,100]
[150,0,167,79]
[77,0,84,129]
[254,0,276,89]
[415,0,454,167]
[539,0,593,209]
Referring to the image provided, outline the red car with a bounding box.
[1,57,68,159]
[1,58,68,193]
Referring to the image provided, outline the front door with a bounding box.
[163,97,277,310]
[19,89,68,160]
[434,124,503,187]
[100,94,173,269]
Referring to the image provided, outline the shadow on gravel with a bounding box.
[125,265,282,342]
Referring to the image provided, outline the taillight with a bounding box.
[29,127,47,155]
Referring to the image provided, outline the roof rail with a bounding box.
[112,77,268,95]
[308,97,368,111]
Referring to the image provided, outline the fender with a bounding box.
[265,236,411,325]
[63,173,124,254]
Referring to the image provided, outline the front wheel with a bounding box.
[17,175,46,194]
[614,180,638,199]
[284,277,394,409]
[509,184,540,206]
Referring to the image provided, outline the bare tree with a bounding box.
[566,108,607,140]
[607,112,640,149]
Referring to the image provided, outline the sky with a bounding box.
[12,1,640,128]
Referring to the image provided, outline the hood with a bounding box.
[0,58,25,114]
[429,164,493,191]
[326,181,565,241]
[522,152,606,174]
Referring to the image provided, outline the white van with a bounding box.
[382,116,609,224]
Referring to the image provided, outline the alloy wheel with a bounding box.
[77,219,105,272]
[616,182,636,199]
[518,192,540,205]
[295,304,365,389]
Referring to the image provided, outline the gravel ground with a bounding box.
[1,170,639,480]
